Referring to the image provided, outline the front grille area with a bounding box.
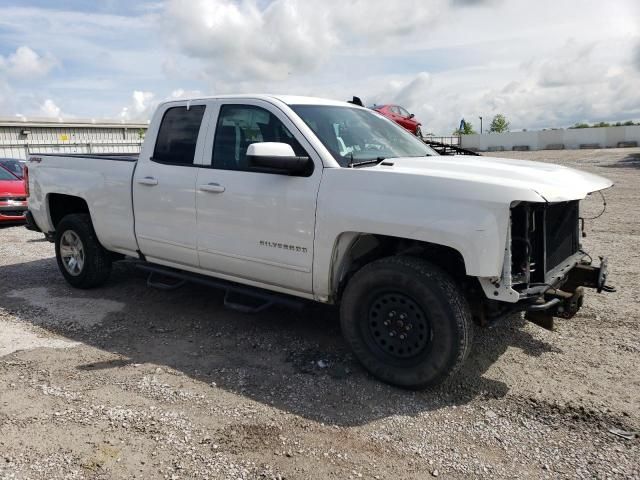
[545,201,579,272]
[0,210,26,217]
[0,197,26,202]
[511,200,580,285]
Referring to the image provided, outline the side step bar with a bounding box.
[134,262,306,314]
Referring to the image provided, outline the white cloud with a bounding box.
[119,90,156,121]
[170,88,203,99]
[370,39,640,134]
[0,78,64,121]
[535,41,604,88]
[0,1,639,133]
[39,99,62,117]
[132,90,155,113]
[0,46,58,78]
[118,89,205,122]
[163,0,443,82]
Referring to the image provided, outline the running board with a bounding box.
[134,262,305,314]
[223,291,273,314]
[147,271,187,290]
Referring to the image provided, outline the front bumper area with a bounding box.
[521,257,614,330]
[0,199,28,222]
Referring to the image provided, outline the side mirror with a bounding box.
[247,142,313,176]
[409,113,415,119]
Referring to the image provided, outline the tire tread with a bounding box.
[55,213,112,289]
[340,255,473,389]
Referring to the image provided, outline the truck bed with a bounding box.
[27,153,139,256]
[33,153,139,162]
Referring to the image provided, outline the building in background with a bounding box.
[0,117,148,160]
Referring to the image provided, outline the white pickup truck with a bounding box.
[26,95,614,388]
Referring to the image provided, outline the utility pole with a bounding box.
[479,116,483,134]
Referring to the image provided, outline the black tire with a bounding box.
[340,256,472,389]
[55,213,112,289]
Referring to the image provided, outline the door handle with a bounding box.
[137,176,158,186]
[199,183,225,193]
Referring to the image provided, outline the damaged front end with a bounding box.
[479,198,614,330]
[522,257,613,330]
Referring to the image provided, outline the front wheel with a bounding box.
[55,214,112,289]
[340,256,472,389]
[415,126,423,138]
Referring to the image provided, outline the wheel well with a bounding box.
[332,233,467,300]
[48,194,89,229]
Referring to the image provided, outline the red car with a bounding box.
[0,164,28,223]
[370,104,423,137]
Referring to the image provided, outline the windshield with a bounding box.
[0,165,19,181]
[291,105,436,167]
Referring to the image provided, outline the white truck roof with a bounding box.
[159,94,352,108]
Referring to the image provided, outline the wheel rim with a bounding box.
[59,230,85,276]
[367,292,431,359]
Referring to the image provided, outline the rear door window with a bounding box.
[153,106,206,165]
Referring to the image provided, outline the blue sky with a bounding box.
[0,0,638,134]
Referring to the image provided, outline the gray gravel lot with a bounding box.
[0,148,638,479]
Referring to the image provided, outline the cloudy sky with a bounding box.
[0,0,638,134]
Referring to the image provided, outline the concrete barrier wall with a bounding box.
[461,125,640,151]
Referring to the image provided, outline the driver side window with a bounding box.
[212,104,307,171]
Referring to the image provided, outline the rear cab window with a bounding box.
[152,106,206,165]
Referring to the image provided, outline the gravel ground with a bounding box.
[0,148,638,479]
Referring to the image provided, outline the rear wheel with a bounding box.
[55,214,112,288]
[340,256,472,389]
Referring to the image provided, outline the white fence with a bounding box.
[0,118,148,160]
[461,125,640,151]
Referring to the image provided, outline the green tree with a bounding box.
[570,122,590,129]
[489,114,510,133]
[453,119,476,135]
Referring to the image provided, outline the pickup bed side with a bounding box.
[28,154,139,256]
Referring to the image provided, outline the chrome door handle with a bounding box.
[137,176,158,186]
[199,183,225,193]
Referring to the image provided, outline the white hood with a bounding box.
[376,155,613,202]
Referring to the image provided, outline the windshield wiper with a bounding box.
[347,154,387,168]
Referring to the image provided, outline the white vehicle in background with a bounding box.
[25,95,614,389]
